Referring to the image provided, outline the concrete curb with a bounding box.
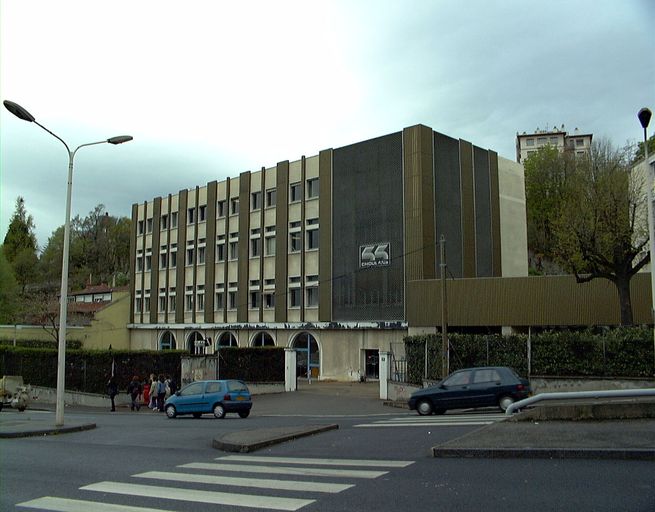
[0,423,96,439]
[213,424,339,453]
[432,447,655,460]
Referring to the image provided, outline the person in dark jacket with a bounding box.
[107,376,118,412]
[127,375,142,411]
[156,375,167,412]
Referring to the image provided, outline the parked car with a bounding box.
[408,366,531,415]
[164,379,252,419]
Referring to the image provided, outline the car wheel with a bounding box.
[213,403,226,419]
[238,410,250,419]
[192,412,202,419]
[417,399,433,416]
[499,395,515,412]
[165,404,177,418]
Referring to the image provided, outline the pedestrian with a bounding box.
[156,374,167,412]
[143,378,151,408]
[107,376,118,412]
[127,375,143,411]
[148,373,158,409]
[167,375,177,396]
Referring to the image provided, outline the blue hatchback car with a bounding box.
[164,379,252,419]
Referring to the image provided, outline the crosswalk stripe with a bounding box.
[134,470,353,493]
[218,455,414,468]
[387,415,506,422]
[181,462,387,479]
[16,496,175,512]
[80,481,313,511]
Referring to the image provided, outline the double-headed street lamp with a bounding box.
[3,100,132,426]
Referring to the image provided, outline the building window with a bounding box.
[290,182,302,202]
[216,241,226,262]
[290,232,302,252]
[136,255,143,272]
[231,198,239,215]
[307,178,319,199]
[197,246,206,265]
[229,241,239,260]
[576,138,584,147]
[185,286,193,311]
[170,247,177,268]
[251,238,261,257]
[171,212,178,228]
[265,236,276,256]
[187,207,195,224]
[264,293,275,308]
[160,253,168,268]
[306,286,319,307]
[135,297,142,312]
[144,296,150,313]
[525,138,534,147]
[161,214,168,230]
[537,137,547,145]
[159,296,167,312]
[289,288,301,308]
[549,137,558,144]
[138,220,144,235]
[251,191,262,210]
[307,229,319,250]
[146,218,153,233]
[169,288,176,312]
[217,200,226,218]
[250,292,260,309]
[199,205,207,222]
[266,188,276,207]
[145,254,152,272]
[186,248,195,266]
[197,288,205,311]
[228,291,237,310]
[215,292,224,310]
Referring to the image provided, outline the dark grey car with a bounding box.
[408,366,531,415]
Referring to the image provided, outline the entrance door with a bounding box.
[365,350,379,380]
[292,333,319,380]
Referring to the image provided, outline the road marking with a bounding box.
[81,481,314,511]
[355,413,506,428]
[134,470,353,493]
[16,496,175,512]
[218,455,414,468]
[181,462,387,479]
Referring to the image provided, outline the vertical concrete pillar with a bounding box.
[285,348,297,392]
[379,350,391,400]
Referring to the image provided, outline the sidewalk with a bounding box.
[0,408,96,438]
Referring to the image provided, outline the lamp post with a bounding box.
[3,100,132,426]
[638,107,654,367]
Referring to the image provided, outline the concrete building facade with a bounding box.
[129,124,528,380]
[516,125,593,163]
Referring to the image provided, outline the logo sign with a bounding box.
[360,242,391,268]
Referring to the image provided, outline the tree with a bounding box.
[3,196,39,289]
[550,139,649,325]
[0,247,19,323]
[633,134,655,164]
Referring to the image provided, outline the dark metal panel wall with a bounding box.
[332,132,404,321]
[434,132,463,278]
[459,140,476,278]
[319,149,333,321]
[473,146,492,277]
[407,273,651,327]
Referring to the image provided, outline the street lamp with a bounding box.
[3,100,132,426]
[638,107,654,367]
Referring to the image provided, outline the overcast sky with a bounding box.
[1,0,653,250]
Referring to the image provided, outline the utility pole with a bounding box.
[440,235,449,379]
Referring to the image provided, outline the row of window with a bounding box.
[523,137,587,148]
[135,285,319,313]
[137,178,319,235]
[136,222,319,272]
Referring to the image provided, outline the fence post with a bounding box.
[527,327,532,377]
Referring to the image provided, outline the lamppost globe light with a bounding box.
[3,100,36,122]
[3,98,131,427]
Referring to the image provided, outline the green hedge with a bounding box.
[0,338,82,349]
[404,327,654,385]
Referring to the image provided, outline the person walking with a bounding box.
[127,375,143,411]
[148,374,158,410]
[156,374,167,412]
[107,376,118,412]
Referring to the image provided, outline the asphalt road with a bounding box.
[1,384,654,511]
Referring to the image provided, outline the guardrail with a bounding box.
[506,388,655,415]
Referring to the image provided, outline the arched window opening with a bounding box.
[251,331,275,347]
[160,331,177,350]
